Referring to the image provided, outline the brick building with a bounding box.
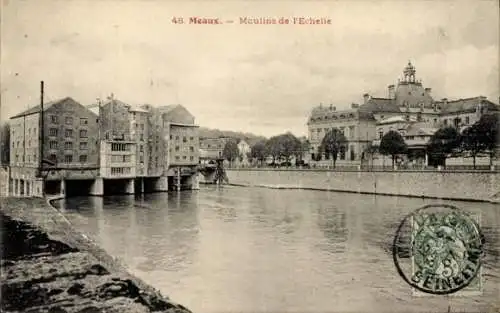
[9,97,99,196]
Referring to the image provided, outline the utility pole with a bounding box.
[38,81,44,196]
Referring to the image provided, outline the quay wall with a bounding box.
[225,169,500,203]
[0,196,192,313]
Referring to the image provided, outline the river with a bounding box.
[55,185,500,313]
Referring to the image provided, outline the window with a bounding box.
[28,155,30,162]
[183,137,187,142]
[64,142,72,150]
[182,155,187,160]
[49,141,58,149]
[190,136,194,140]
[175,156,180,160]
[175,136,179,140]
[80,118,88,125]
[140,156,144,163]
[140,145,143,152]
[50,115,58,123]
[465,116,470,125]
[79,142,88,150]
[79,129,88,138]
[79,155,87,162]
[170,135,173,140]
[190,156,194,161]
[49,128,58,136]
[175,146,180,151]
[349,126,355,139]
[379,131,383,140]
[65,129,73,137]
[65,117,73,125]
[140,124,144,130]
[140,134,144,141]
[190,146,194,152]
[64,155,73,163]
[444,119,448,126]
[340,147,346,160]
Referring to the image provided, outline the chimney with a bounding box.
[351,103,359,109]
[425,88,431,97]
[388,85,395,99]
[363,93,370,104]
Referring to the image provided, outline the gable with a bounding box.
[46,97,98,117]
[162,105,195,124]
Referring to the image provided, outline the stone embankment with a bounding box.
[1,197,192,313]
[226,169,500,203]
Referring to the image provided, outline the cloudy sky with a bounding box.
[1,0,498,137]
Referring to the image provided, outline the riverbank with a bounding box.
[0,196,193,313]
[225,169,500,203]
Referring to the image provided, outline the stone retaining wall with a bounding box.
[226,169,500,203]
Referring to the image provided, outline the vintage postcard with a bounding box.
[1,1,499,313]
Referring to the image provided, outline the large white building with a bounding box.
[307,61,499,166]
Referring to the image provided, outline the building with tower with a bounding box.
[307,61,499,167]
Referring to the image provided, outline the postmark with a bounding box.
[393,204,484,295]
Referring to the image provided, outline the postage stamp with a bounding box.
[393,204,484,296]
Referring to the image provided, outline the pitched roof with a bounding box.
[437,97,499,114]
[10,97,73,119]
[101,99,131,108]
[358,97,400,113]
[128,104,149,113]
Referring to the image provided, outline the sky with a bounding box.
[1,0,498,138]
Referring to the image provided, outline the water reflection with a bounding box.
[316,205,348,254]
[58,187,500,313]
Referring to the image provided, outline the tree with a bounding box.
[460,126,482,169]
[319,128,347,168]
[427,127,460,169]
[0,122,9,165]
[475,113,499,168]
[462,113,500,168]
[279,132,301,163]
[264,133,301,165]
[299,138,310,163]
[265,136,281,164]
[250,140,267,166]
[222,140,239,167]
[379,130,408,168]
